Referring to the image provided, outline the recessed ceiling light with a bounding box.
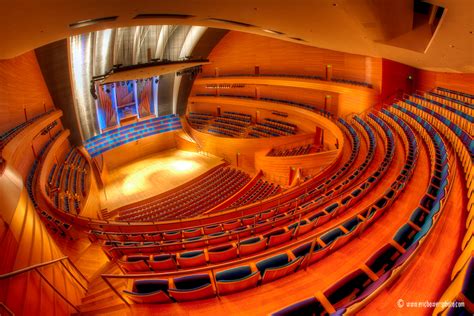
[262,29,285,35]
[289,37,305,42]
[69,16,118,29]
[206,18,255,27]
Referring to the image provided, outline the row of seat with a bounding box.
[271,108,423,315]
[48,148,89,214]
[84,114,181,157]
[229,179,280,208]
[201,72,374,90]
[117,167,251,221]
[436,87,474,105]
[25,130,78,239]
[331,78,373,88]
[409,93,473,136]
[395,88,473,315]
[0,109,54,150]
[268,144,313,157]
[255,122,296,136]
[427,91,473,116]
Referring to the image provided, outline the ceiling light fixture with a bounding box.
[262,29,285,35]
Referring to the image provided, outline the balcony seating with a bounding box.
[123,279,172,304]
[215,265,260,295]
[168,274,215,301]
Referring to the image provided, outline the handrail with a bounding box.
[0,255,88,288]
[0,256,89,313]
[0,256,68,279]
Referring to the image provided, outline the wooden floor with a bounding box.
[100,149,224,211]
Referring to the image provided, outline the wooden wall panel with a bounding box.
[414,70,474,94]
[0,170,84,315]
[2,111,63,181]
[102,130,180,170]
[192,77,378,118]
[255,150,339,185]
[203,31,382,91]
[380,59,416,105]
[0,51,54,134]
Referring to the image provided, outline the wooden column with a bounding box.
[326,64,332,81]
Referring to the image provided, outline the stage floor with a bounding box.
[101,149,223,211]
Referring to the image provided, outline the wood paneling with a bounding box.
[414,69,474,94]
[193,77,378,118]
[0,51,54,134]
[2,110,63,180]
[202,31,382,92]
[255,149,339,185]
[101,130,180,170]
[0,168,85,315]
[380,59,417,104]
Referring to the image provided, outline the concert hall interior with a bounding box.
[0,0,473,315]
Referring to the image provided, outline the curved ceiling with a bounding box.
[0,0,472,72]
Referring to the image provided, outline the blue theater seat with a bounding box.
[123,279,172,303]
[271,297,326,316]
[239,236,267,256]
[208,244,238,263]
[177,250,207,268]
[324,269,372,310]
[118,255,150,272]
[265,228,293,247]
[208,231,230,245]
[148,254,177,271]
[215,265,260,295]
[256,253,303,284]
[365,243,402,276]
[168,274,215,301]
[288,219,313,236]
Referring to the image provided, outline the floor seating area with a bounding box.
[84,114,181,157]
[46,147,90,214]
[229,179,281,208]
[116,166,252,221]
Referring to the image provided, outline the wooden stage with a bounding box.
[100,149,224,211]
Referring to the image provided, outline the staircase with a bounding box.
[75,263,127,315]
